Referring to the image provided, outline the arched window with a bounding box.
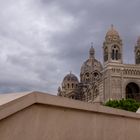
[72,83,74,88]
[112,49,115,60]
[67,83,69,88]
[93,72,100,80]
[86,72,89,77]
[111,45,120,60]
[116,50,118,60]
[85,72,90,82]
[71,96,75,99]
[104,47,108,62]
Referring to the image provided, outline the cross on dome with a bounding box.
[89,42,95,58]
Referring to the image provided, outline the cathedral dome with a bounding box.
[81,58,103,74]
[63,72,79,82]
[80,46,103,83]
[62,72,79,90]
[81,46,103,76]
[106,24,119,37]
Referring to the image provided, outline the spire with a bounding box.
[70,71,72,75]
[91,42,93,47]
[89,42,95,59]
[111,24,114,30]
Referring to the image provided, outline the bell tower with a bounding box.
[103,25,123,65]
[135,36,140,64]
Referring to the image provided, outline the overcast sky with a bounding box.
[0,0,140,94]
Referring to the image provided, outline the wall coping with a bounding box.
[0,91,140,120]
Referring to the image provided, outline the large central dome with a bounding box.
[81,58,102,74]
[80,46,103,83]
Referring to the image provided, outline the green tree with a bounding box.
[105,99,140,112]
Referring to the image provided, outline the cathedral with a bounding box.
[58,25,140,103]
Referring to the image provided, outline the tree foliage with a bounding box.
[105,99,140,112]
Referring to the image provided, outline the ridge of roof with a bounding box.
[0,91,140,121]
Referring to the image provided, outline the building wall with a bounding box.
[103,63,140,102]
[0,102,140,140]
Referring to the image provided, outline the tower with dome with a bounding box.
[58,25,140,103]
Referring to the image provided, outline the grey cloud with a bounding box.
[0,0,140,94]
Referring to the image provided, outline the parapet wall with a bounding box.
[0,92,140,140]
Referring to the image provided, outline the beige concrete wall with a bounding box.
[0,100,140,140]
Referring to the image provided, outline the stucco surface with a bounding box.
[0,92,140,140]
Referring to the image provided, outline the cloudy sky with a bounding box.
[0,0,140,94]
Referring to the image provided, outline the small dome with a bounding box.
[62,72,79,91]
[106,24,119,37]
[63,72,79,82]
[137,36,140,45]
